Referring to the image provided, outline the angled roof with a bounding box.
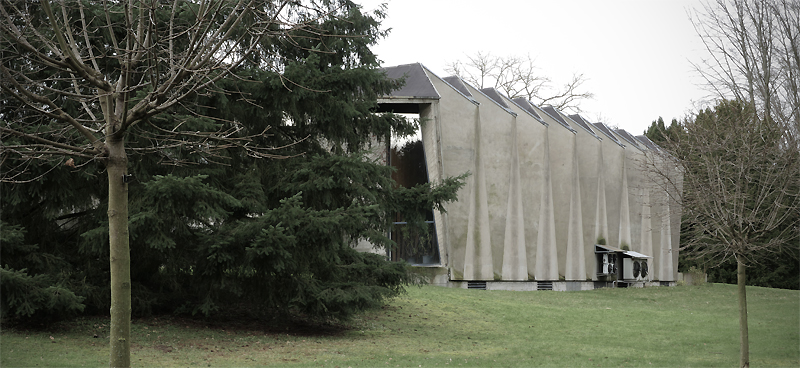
[567,114,598,136]
[635,135,661,152]
[596,244,651,258]
[381,63,440,99]
[541,106,574,131]
[511,98,544,121]
[479,88,512,110]
[625,250,651,259]
[442,76,476,102]
[473,88,516,116]
[614,129,644,150]
[592,122,624,146]
[596,244,624,252]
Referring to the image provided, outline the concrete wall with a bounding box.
[569,120,603,280]
[425,73,482,279]
[467,86,515,281]
[379,64,681,283]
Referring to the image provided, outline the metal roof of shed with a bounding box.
[595,244,625,252]
[595,244,651,258]
[625,251,651,259]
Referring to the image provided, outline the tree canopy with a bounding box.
[653,2,799,365]
[1,1,465,366]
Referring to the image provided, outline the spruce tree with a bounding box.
[2,0,464,328]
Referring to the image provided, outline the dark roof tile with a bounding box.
[381,63,439,99]
[614,129,643,149]
[568,114,597,136]
[511,98,543,120]
[479,88,511,109]
[541,106,573,130]
[443,76,474,99]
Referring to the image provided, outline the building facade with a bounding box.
[368,63,682,290]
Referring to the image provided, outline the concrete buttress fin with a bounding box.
[618,158,632,248]
[502,117,527,280]
[535,129,558,281]
[660,198,673,281]
[463,108,493,280]
[640,186,653,277]
[566,136,585,280]
[595,143,609,242]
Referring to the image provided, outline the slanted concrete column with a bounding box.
[565,135,585,280]
[603,138,624,250]
[594,142,609,244]
[501,116,527,280]
[659,197,674,281]
[535,130,559,281]
[640,186,653,279]
[463,108,493,280]
[420,102,449,266]
[618,157,632,249]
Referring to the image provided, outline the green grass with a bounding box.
[2,283,798,367]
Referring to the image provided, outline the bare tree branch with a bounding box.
[444,52,594,113]
[691,0,800,129]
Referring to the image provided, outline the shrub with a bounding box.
[0,267,85,322]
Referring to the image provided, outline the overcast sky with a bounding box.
[358,0,713,135]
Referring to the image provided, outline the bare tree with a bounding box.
[445,51,594,113]
[691,0,800,131]
[651,2,800,367]
[0,1,348,366]
[647,100,798,368]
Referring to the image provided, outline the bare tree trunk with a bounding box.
[107,136,130,368]
[1,1,342,367]
[738,258,749,368]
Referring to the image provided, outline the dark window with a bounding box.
[389,138,440,265]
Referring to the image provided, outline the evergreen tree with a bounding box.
[643,116,683,145]
[1,2,465,366]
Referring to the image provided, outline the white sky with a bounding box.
[358,0,712,135]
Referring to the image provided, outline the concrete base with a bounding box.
[446,280,597,291]
[408,267,677,290]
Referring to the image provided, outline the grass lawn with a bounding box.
[2,283,798,367]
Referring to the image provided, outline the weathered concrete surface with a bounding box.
[378,63,682,284]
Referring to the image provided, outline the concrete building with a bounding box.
[370,63,681,291]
